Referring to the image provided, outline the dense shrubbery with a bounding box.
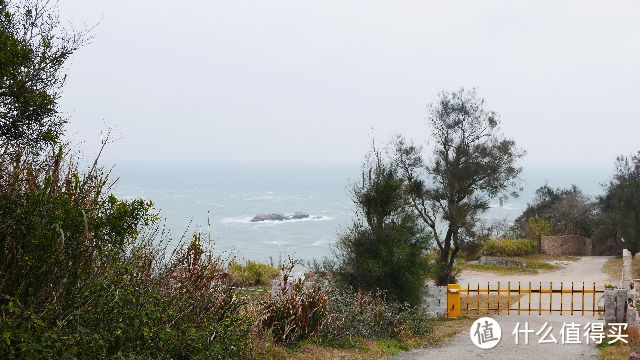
[482,238,538,257]
[514,185,597,239]
[320,283,432,343]
[513,173,640,255]
[0,149,254,359]
[601,152,640,254]
[229,260,279,288]
[255,263,433,348]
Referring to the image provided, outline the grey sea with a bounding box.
[111,161,610,263]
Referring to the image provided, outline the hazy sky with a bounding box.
[59,1,640,170]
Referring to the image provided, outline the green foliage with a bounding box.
[526,217,552,240]
[482,238,538,257]
[228,260,279,288]
[258,262,327,346]
[334,147,429,306]
[319,282,432,343]
[0,149,155,310]
[514,185,596,239]
[0,0,87,153]
[395,88,524,285]
[600,152,640,253]
[465,259,558,275]
[0,150,254,359]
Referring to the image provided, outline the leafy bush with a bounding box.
[526,217,552,240]
[1,235,254,359]
[334,148,429,306]
[0,149,254,359]
[319,282,432,343]
[0,149,153,309]
[228,260,279,288]
[514,185,597,239]
[482,238,538,257]
[257,261,327,346]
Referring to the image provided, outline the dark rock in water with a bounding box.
[251,214,286,222]
[290,211,309,220]
[251,212,310,222]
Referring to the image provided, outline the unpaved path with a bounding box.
[391,256,614,360]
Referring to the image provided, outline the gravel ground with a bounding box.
[390,256,614,360]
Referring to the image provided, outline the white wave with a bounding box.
[312,239,334,246]
[220,216,254,224]
[262,240,287,246]
[244,195,280,201]
[220,214,332,225]
[244,193,311,201]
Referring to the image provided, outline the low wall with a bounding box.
[540,235,591,256]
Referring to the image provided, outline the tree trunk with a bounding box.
[435,228,458,285]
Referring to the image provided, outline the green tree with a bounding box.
[0,0,86,154]
[600,152,640,253]
[334,146,429,305]
[514,184,596,239]
[395,88,524,285]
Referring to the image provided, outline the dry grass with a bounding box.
[463,262,558,275]
[599,342,634,360]
[598,331,640,360]
[526,254,579,262]
[261,317,475,360]
[602,256,640,283]
[603,257,623,282]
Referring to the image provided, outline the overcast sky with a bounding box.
[59,1,640,170]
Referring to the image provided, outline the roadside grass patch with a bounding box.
[375,338,410,353]
[597,337,640,359]
[602,257,623,281]
[462,257,561,275]
[527,254,579,262]
[282,317,475,360]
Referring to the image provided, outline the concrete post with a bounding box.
[605,289,618,324]
[616,289,628,323]
[424,285,447,318]
[623,249,633,289]
[605,289,630,324]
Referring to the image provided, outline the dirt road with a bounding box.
[391,256,614,360]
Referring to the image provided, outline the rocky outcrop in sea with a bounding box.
[251,212,310,222]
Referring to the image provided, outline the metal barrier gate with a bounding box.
[447,282,606,318]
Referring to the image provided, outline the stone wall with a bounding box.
[540,235,592,256]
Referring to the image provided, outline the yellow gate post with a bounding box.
[447,284,461,318]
